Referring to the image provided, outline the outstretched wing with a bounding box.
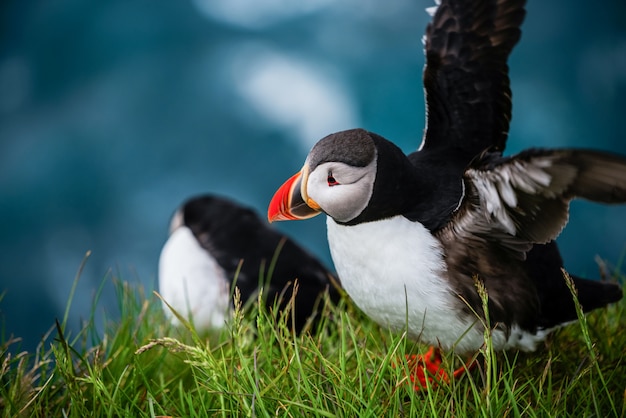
[435,148,626,330]
[442,148,626,258]
[419,0,526,159]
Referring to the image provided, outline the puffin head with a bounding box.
[268,129,378,224]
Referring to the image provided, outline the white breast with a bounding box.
[326,215,495,353]
[158,226,231,330]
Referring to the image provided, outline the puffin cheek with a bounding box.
[320,187,361,223]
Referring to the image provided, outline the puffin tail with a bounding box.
[527,241,623,329]
[569,274,623,314]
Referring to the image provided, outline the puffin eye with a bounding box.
[327,172,339,186]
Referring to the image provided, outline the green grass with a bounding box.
[1,269,625,417]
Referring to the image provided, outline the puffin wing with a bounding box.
[435,149,626,330]
[453,149,626,250]
[420,0,526,158]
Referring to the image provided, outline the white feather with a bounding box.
[468,161,557,236]
[425,0,441,16]
[158,226,231,330]
[327,215,488,353]
[504,324,561,351]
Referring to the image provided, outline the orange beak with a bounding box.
[268,169,322,222]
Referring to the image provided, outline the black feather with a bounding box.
[422,0,526,159]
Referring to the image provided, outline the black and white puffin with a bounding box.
[159,194,341,334]
[267,0,624,385]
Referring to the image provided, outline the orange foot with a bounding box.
[405,346,473,390]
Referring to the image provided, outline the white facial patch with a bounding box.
[306,159,377,223]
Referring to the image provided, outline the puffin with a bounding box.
[267,0,625,387]
[159,194,341,334]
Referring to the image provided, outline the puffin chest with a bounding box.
[325,216,463,340]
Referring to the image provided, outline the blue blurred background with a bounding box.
[1,0,625,352]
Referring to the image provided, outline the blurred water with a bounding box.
[1,0,625,351]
